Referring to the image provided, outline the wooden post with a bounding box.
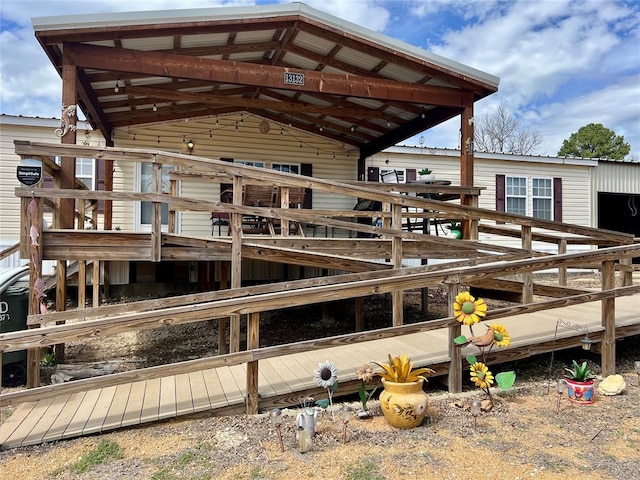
[460,103,475,239]
[150,161,162,262]
[521,225,533,304]
[229,175,243,353]
[601,260,616,376]
[447,283,462,393]
[246,312,260,414]
[168,178,177,234]
[54,54,79,365]
[558,239,567,286]
[24,196,43,388]
[218,261,229,355]
[280,186,290,235]
[92,260,100,308]
[355,297,364,332]
[78,199,86,309]
[391,204,403,327]
[620,257,632,287]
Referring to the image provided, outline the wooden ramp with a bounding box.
[1,296,638,450]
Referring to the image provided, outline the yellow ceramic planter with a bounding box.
[379,379,428,428]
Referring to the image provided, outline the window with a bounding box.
[497,175,559,220]
[139,162,174,227]
[532,178,552,220]
[506,177,527,215]
[272,163,299,174]
[237,160,264,168]
[76,158,95,189]
[54,156,95,189]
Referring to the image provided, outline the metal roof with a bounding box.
[32,2,499,157]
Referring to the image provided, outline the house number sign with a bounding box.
[284,72,304,86]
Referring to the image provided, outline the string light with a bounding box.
[114,79,120,93]
[113,113,351,160]
[152,103,158,112]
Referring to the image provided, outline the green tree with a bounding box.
[558,123,630,159]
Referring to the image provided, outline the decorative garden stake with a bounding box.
[470,399,481,429]
[270,408,284,452]
[341,405,353,443]
[452,291,515,409]
[355,364,376,419]
[297,426,311,453]
[555,379,566,413]
[313,360,338,420]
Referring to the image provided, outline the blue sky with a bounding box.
[1,0,639,159]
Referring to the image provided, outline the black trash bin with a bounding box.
[1,284,29,387]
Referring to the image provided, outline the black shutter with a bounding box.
[553,177,562,222]
[496,174,505,224]
[301,163,312,209]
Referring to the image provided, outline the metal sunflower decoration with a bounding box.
[313,360,338,420]
[452,291,516,408]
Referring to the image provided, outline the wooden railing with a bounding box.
[6,141,639,405]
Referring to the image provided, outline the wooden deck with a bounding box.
[2,296,638,450]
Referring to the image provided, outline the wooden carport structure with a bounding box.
[25,3,497,376]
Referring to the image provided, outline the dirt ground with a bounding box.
[1,273,639,479]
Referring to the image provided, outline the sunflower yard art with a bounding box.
[453,291,516,408]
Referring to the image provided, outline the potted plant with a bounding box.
[447,221,462,239]
[373,354,434,428]
[418,168,435,181]
[564,360,596,404]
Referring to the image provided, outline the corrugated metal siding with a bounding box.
[594,162,640,195]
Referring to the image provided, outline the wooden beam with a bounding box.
[64,43,475,107]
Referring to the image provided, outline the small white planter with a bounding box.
[419,174,435,181]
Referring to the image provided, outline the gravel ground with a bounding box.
[1,272,639,479]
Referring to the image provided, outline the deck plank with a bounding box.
[258,359,293,395]
[189,371,212,412]
[140,378,161,423]
[158,376,177,420]
[83,386,118,435]
[3,398,54,448]
[201,368,228,407]
[102,383,132,431]
[62,389,102,440]
[174,373,194,415]
[121,380,146,427]
[28,394,72,445]
[41,392,87,443]
[216,366,245,404]
[0,401,37,447]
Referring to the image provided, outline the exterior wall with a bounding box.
[0,115,103,270]
[112,114,358,238]
[369,146,598,253]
